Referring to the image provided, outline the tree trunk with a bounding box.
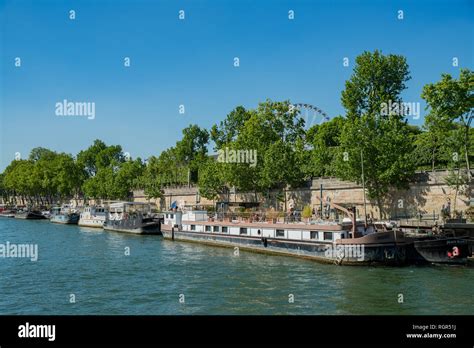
[376,195,384,220]
[432,147,436,172]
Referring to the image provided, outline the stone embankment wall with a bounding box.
[133,170,473,219]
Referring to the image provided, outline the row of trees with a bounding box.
[1,51,472,216]
[0,141,144,205]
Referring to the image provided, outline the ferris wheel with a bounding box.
[291,103,330,129]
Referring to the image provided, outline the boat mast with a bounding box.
[314,196,357,238]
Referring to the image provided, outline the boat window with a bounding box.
[222,226,228,233]
[324,232,333,241]
[239,227,247,235]
[276,229,285,237]
[213,226,219,232]
[310,231,318,239]
[205,225,211,232]
[191,225,196,231]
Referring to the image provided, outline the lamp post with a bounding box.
[361,149,368,226]
[357,128,368,226]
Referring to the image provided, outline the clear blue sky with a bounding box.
[1,0,472,170]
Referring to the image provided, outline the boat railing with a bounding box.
[207,212,344,226]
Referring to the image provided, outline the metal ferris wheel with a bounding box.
[292,103,330,129]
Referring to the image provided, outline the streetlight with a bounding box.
[360,150,368,226]
[357,129,368,226]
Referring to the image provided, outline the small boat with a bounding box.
[0,210,15,218]
[103,202,160,234]
[442,222,474,255]
[413,236,471,264]
[50,206,80,224]
[401,221,474,264]
[0,206,16,218]
[14,209,47,220]
[79,206,107,228]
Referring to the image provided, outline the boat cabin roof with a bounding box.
[109,202,149,208]
[163,210,207,214]
[181,220,354,231]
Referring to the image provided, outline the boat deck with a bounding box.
[163,219,353,231]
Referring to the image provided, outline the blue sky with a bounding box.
[1,0,473,170]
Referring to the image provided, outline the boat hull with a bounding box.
[50,214,80,224]
[78,218,105,228]
[0,213,15,218]
[103,220,160,235]
[15,211,47,220]
[414,237,471,264]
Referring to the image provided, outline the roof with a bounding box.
[109,202,149,208]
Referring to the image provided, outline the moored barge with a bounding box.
[50,206,80,224]
[103,202,160,234]
[14,209,47,220]
[161,209,416,265]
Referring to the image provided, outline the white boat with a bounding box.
[79,206,107,228]
[41,210,51,219]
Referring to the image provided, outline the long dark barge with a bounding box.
[103,202,161,234]
[14,210,47,220]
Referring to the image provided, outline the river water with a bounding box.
[0,218,472,315]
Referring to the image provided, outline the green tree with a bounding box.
[306,116,345,177]
[141,156,164,199]
[210,106,253,149]
[78,140,126,200]
[29,147,56,162]
[197,157,225,200]
[262,139,304,189]
[174,124,209,183]
[77,139,124,177]
[113,159,145,199]
[210,100,307,200]
[52,153,84,203]
[422,68,474,178]
[337,50,416,218]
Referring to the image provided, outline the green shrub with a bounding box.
[302,205,312,219]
